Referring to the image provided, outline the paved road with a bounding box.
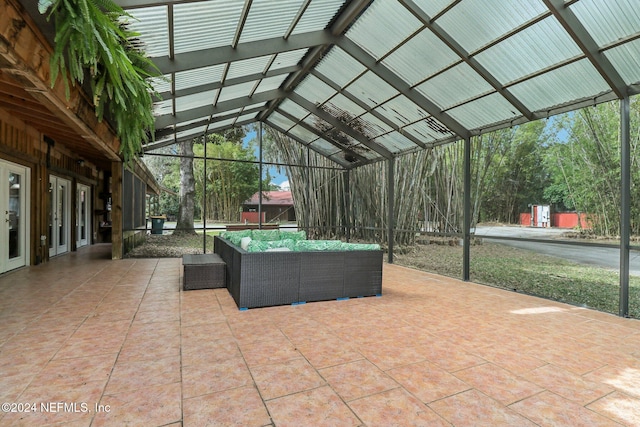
[475,225,640,276]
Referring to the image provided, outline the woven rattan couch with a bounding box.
[214,235,383,309]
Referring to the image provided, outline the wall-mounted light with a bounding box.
[77,159,85,167]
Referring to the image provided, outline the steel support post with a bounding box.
[344,170,351,242]
[463,136,471,281]
[620,96,630,317]
[203,135,207,252]
[258,122,263,230]
[388,157,395,264]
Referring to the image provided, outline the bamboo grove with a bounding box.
[261,97,640,245]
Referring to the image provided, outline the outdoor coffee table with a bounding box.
[182,254,226,290]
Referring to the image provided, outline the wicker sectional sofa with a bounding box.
[214,235,383,309]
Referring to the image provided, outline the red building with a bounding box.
[242,191,296,223]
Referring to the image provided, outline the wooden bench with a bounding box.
[182,254,226,290]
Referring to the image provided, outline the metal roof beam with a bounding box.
[156,65,299,100]
[543,0,627,98]
[145,118,255,152]
[289,93,394,159]
[400,0,533,120]
[155,105,266,139]
[153,30,336,74]
[154,89,284,129]
[116,0,200,8]
[257,0,373,122]
[337,37,471,139]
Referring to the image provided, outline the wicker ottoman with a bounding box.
[182,254,226,290]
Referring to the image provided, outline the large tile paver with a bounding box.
[1,245,640,426]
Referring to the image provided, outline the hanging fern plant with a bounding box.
[39,0,161,163]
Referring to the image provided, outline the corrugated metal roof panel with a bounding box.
[279,100,310,120]
[315,47,367,89]
[346,71,398,108]
[346,0,422,60]
[268,112,297,132]
[173,1,244,54]
[309,138,341,156]
[295,75,337,105]
[153,99,173,116]
[303,114,332,133]
[176,125,208,140]
[475,17,582,85]
[377,96,430,126]
[415,63,494,110]
[357,113,393,138]
[235,112,259,123]
[209,117,237,131]
[124,7,169,58]
[323,94,366,119]
[175,90,217,111]
[605,40,640,85]
[227,56,272,80]
[217,81,255,103]
[254,75,288,94]
[448,93,519,130]
[403,118,451,141]
[435,0,548,53]
[287,125,318,143]
[240,0,305,43]
[382,29,460,86]
[291,0,347,35]
[269,49,308,71]
[374,132,419,154]
[149,75,171,93]
[175,65,226,91]
[570,0,640,47]
[509,59,611,112]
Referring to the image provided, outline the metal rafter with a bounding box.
[154,89,284,129]
[157,65,299,100]
[543,0,627,98]
[145,118,256,152]
[155,105,267,139]
[400,0,533,120]
[257,0,373,122]
[289,93,393,159]
[154,30,337,74]
[337,37,471,139]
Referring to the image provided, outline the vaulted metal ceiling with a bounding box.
[117,0,640,168]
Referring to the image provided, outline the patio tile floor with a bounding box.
[1,244,640,426]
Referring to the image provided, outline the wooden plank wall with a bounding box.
[0,111,103,265]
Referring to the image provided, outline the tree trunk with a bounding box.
[175,139,196,234]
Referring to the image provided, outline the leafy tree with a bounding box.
[543,99,640,235]
[193,133,264,222]
[475,121,548,223]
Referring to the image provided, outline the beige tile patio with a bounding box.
[1,245,640,426]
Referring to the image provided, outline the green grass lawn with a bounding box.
[395,242,640,318]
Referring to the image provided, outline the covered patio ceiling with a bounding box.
[117,0,640,169]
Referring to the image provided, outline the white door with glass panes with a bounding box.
[49,175,71,257]
[76,184,91,248]
[0,159,30,273]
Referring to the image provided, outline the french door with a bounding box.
[0,160,30,273]
[76,184,91,248]
[49,175,71,257]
